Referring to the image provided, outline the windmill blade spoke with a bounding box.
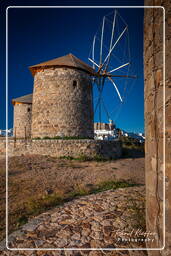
[108,77,123,102]
[90,10,135,124]
[88,58,100,68]
[105,10,117,69]
[100,17,105,65]
[92,36,96,69]
[109,11,117,54]
[109,62,130,73]
[102,26,128,70]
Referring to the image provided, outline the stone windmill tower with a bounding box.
[29,53,95,139]
[12,94,33,138]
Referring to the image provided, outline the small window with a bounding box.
[73,80,77,88]
[28,108,31,112]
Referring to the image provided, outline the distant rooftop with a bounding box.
[29,53,95,76]
[12,94,33,105]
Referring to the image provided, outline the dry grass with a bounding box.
[0,154,145,241]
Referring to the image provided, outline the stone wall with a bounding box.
[144,1,171,255]
[31,67,94,139]
[0,139,122,159]
[13,103,32,138]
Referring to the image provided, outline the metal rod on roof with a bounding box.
[108,77,123,102]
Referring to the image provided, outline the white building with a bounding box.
[94,129,117,140]
[94,120,118,140]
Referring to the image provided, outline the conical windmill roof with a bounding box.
[12,94,33,105]
[29,53,95,76]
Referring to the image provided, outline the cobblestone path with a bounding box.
[1,186,147,256]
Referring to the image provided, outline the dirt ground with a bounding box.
[0,154,145,241]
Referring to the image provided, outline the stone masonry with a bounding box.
[13,103,32,138]
[0,138,122,160]
[31,67,94,139]
[0,186,146,254]
[9,53,122,160]
[144,1,171,255]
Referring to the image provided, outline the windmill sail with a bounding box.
[88,9,136,124]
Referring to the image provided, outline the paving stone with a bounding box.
[0,186,146,255]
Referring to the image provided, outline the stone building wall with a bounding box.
[144,1,171,255]
[94,123,115,130]
[13,103,32,138]
[0,138,122,159]
[31,67,94,139]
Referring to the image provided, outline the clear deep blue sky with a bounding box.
[1,0,144,133]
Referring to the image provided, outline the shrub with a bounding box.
[59,156,74,160]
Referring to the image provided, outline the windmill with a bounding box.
[88,10,136,128]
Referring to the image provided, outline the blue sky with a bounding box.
[1,0,144,133]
